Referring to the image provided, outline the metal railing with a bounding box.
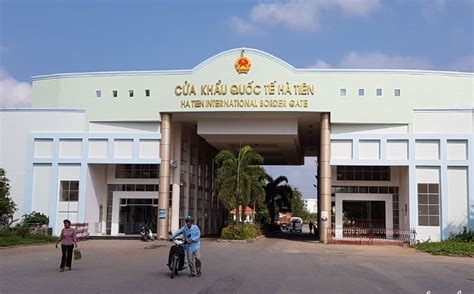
[328,227,416,245]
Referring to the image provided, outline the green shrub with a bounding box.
[0,229,56,247]
[416,241,474,257]
[21,211,49,227]
[448,227,473,243]
[221,223,262,240]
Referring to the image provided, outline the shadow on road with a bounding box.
[265,229,320,243]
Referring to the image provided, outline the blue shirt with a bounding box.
[171,224,201,253]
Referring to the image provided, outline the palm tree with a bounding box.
[265,174,293,225]
[215,145,266,223]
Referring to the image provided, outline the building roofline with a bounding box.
[31,48,474,81]
[0,108,86,113]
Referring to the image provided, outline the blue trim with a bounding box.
[49,138,60,235]
[24,132,162,235]
[78,140,89,222]
[24,136,35,213]
[439,139,448,240]
[331,133,474,239]
[0,108,85,113]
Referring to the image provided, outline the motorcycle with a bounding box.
[140,225,154,242]
[168,232,187,279]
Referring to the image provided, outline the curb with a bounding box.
[216,235,265,243]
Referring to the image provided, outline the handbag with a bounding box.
[74,249,82,260]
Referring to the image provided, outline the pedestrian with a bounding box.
[170,216,202,278]
[309,221,314,234]
[55,219,78,272]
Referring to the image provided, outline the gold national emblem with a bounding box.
[235,55,251,74]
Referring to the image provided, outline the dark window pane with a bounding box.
[136,184,145,191]
[150,170,159,178]
[418,205,429,215]
[392,187,398,193]
[369,186,378,193]
[126,184,135,191]
[418,216,429,226]
[418,194,428,204]
[359,186,368,193]
[429,195,439,205]
[146,185,155,191]
[70,181,79,190]
[379,187,388,193]
[336,172,344,181]
[418,184,428,193]
[392,195,399,202]
[373,172,381,181]
[346,172,354,181]
[120,199,127,205]
[349,186,358,193]
[69,191,79,201]
[429,216,439,226]
[428,205,439,215]
[61,181,69,191]
[60,191,69,201]
[428,184,439,193]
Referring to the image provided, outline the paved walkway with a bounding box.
[0,233,473,294]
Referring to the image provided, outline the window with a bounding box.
[358,89,364,96]
[418,183,439,226]
[340,88,346,96]
[115,164,159,179]
[112,90,118,97]
[60,181,79,201]
[336,166,390,181]
[96,90,102,98]
[376,89,382,96]
[394,89,401,96]
[129,90,134,97]
[145,89,150,97]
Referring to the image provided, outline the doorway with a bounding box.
[119,198,158,234]
[342,200,386,229]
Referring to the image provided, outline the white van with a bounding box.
[289,217,303,233]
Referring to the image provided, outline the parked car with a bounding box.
[289,217,303,233]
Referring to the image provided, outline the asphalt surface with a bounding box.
[0,230,473,294]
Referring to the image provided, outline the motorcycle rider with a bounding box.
[170,215,201,277]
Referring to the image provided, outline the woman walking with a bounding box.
[55,219,78,272]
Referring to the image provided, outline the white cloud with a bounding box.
[309,51,432,70]
[0,69,32,107]
[449,55,474,72]
[311,60,332,69]
[228,17,261,34]
[339,51,432,69]
[231,0,381,33]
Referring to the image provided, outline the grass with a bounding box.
[415,241,474,257]
[0,230,57,247]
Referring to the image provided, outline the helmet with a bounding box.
[184,215,194,222]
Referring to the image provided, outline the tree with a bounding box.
[290,187,306,218]
[0,168,17,228]
[264,174,293,225]
[215,146,266,224]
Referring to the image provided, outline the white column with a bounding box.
[158,113,172,239]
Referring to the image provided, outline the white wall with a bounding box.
[416,167,441,242]
[447,167,468,234]
[85,164,108,235]
[0,109,85,220]
[331,140,352,160]
[413,110,473,134]
[398,166,410,231]
[332,124,408,134]
[56,164,81,233]
[31,164,52,215]
[89,122,160,133]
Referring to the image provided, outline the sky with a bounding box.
[0,0,473,197]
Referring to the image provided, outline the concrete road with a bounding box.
[0,233,472,294]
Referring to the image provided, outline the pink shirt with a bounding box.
[60,228,77,246]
